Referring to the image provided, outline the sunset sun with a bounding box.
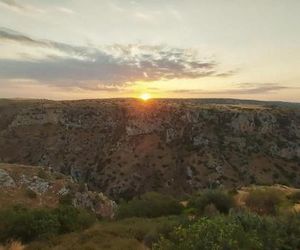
[140,93,151,101]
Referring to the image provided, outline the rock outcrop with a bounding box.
[0,169,16,188]
[0,163,116,218]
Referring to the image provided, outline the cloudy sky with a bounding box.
[0,0,299,101]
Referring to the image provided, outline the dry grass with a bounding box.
[0,241,25,250]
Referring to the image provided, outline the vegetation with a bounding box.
[188,189,235,215]
[2,187,300,249]
[26,217,182,250]
[154,212,300,250]
[117,192,183,218]
[245,188,284,215]
[0,205,95,243]
[288,191,300,203]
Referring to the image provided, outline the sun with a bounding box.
[139,93,151,101]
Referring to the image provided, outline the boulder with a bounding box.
[0,169,16,188]
[73,191,117,219]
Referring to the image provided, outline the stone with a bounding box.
[73,191,117,219]
[28,176,50,194]
[0,169,16,188]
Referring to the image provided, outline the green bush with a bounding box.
[245,189,283,215]
[117,192,183,219]
[0,206,60,243]
[233,211,300,249]
[0,205,96,243]
[59,193,73,206]
[153,215,262,250]
[154,212,300,250]
[53,206,95,234]
[188,190,235,215]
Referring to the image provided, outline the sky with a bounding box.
[0,0,299,102]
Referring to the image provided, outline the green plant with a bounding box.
[59,193,73,206]
[188,190,235,215]
[117,192,183,219]
[154,212,300,250]
[37,169,50,179]
[153,215,262,250]
[0,206,60,243]
[0,205,95,244]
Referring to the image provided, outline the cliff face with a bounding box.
[0,99,299,199]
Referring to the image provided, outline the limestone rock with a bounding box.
[73,191,117,219]
[231,113,255,133]
[28,176,50,194]
[0,169,16,188]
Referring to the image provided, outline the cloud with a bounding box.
[168,83,292,95]
[0,28,95,60]
[0,0,23,10]
[0,28,47,47]
[56,7,75,15]
[0,0,43,13]
[0,28,229,89]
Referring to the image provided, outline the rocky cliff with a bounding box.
[0,99,299,199]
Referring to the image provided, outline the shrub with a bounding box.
[53,206,95,234]
[37,169,50,179]
[0,205,95,244]
[117,192,183,218]
[154,212,300,250]
[245,189,283,215]
[233,211,300,249]
[0,206,60,243]
[153,215,262,250]
[188,190,235,215]
[203,203,220,217]
[58,193,73,206]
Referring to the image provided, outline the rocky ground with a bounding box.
[0,163,116,218]
[0,98,299,200]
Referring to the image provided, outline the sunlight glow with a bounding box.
[139,93,151,101]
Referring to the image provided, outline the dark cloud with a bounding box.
[168,83,292,95]
[0,28,45,46]
[0,28,92,58]
[0,28,231,89]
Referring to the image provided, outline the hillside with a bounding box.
[0,163,115,218]
[0,98,299,200]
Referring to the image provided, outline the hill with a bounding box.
[0,98,299,200]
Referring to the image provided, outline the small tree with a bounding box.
[188,190,235,215]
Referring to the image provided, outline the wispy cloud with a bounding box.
[56,7,75,15]
[168,83,293,95]
[0,28,94,60]
[0,28,232,90]
[0,0,43,13]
